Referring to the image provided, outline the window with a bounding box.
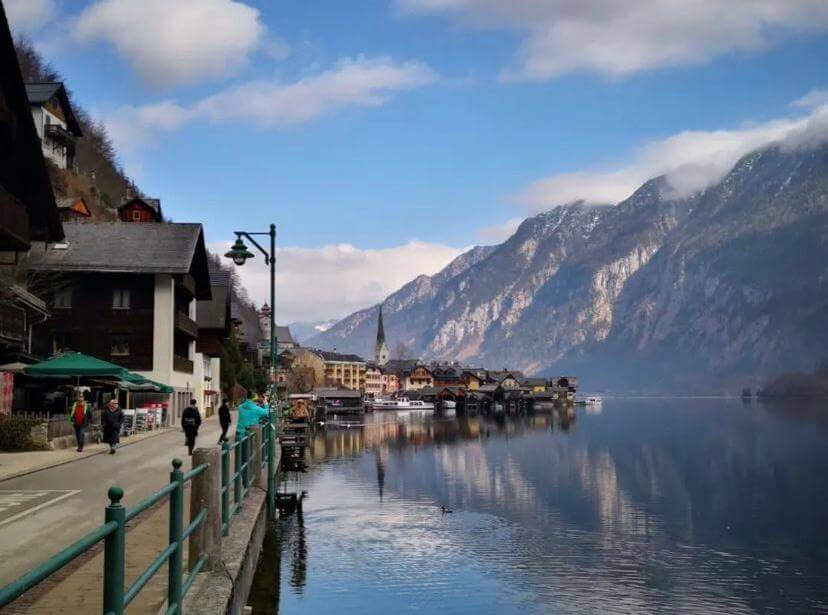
[53,288,72,309]
[53,332,72,354]
[112,288,131,309]
[132,210,141,221]
[111,334,130,356]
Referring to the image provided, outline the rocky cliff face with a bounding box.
[308,143,828,392]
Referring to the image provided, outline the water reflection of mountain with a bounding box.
[313,400,828,613]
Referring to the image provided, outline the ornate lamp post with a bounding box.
[225,223,278,518]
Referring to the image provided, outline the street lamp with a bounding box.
[225,223,278,519]
[224,224,278,388]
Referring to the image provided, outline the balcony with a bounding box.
[175,274,196,299]
[173,355,194,374]
[45,123,76,146]
[175,311,198,339]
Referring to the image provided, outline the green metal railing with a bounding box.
[0,412,280,614]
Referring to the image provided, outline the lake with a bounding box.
[249,399,828,614]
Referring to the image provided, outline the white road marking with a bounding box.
[0,490,82,528]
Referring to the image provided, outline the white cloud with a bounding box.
[793,89,828,109]
[475,217,524,244]
[4,0,54,32]
[73,0,266,86]
[105,56,437,153]
[517,100,828,210]
[397,0,828,80]
[209,241,464,323]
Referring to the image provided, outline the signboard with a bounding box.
[1,372,13,416]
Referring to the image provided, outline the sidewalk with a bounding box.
[0,427,173,483]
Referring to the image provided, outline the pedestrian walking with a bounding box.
[69,392,93,452]
[218,397,231,444]
[102,398,124,454]
[181,398,202,456]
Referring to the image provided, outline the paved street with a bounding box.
[0,418,221,586]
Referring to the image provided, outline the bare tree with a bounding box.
[393,342,412,360]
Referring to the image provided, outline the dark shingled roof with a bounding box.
[317,350,365,363]
[274,326,294,345]
[25,82,83,135]
[24,221,212,299]
[197,285,229,329]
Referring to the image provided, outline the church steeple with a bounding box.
[375,305,389,366]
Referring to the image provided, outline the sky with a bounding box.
[7,0,828,323]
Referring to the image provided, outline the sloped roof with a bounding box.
[275,326,294,345]
[25,82,82,135]
[24,221,212,298]
[56,196,91,216]
[118,196,162,219]
[197,285,229,329]
[317,350,365,363]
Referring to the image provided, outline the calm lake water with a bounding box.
[249,399,828,614]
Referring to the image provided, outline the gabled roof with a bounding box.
[0,6,63,248]
[380,359,418,376]
[197,285,229,329]
[25,82,82,136]
[24,221,212,299]
[56,196,91,217]
[275,326,294,345]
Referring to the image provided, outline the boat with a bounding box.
[368,398,399,411]
[585,396,603,405]
[394,397,434,411]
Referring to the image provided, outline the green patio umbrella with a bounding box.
[24,352,131,378]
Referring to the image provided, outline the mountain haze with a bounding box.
[308,143,828,392]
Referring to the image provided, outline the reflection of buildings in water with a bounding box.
[375,447,385,502]
[290,502,308,592]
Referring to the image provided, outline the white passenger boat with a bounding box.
[395,397,434,411]
[585,396,603,405]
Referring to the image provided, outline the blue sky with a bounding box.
[7,0,828,321]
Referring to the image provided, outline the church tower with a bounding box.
[375,305,389,366]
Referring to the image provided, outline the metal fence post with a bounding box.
[234,435,242,507]
[221,441,230,535]
[242,433,250,490]
[168,458,184,614]
[103,486,126,615]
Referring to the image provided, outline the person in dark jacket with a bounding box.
[69,392,93,452]
[102,398,124,454]
[218,397,231,444]
[181,399,202,456]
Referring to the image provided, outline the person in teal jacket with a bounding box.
[235,391,270,438]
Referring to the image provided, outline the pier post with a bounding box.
[248,425,265,490]
[189,447,222,571]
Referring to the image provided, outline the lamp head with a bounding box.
[225,237,255,266]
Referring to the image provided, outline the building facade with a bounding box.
[364,364,383,397]
[25,83,82,170]
[319,350,366,390]
[26,222,212,423]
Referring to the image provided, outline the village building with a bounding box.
[364,363,383,398]
[24,221,212,423]
[0,12,64,407]
[432,365,461,388]
[25,82,82,171]
[280,348,326,390]
[459,370,484,390]
[488,370,524,389]
[118,196,163,223]
[402,365,433,390]
[381,371,399,394]
[319,350,366,391]
[56,196,91,222]
[519,377,548,393]
[196,266,232,414]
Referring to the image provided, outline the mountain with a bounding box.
[308,143,828,392]
[287,320,338,344]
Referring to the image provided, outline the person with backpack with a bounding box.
[102,398,124,454]
[218,397,232,444]
[69,391,93,452]
[181,398,202,456]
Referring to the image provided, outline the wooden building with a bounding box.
[196,267,231,411]
[118,196,162,223]
[25,82,82,171]
[56,196,91,222]
[24,221,212,423]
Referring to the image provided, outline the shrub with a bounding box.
[0,416,40,451]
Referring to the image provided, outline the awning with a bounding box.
[24,352,173,393]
